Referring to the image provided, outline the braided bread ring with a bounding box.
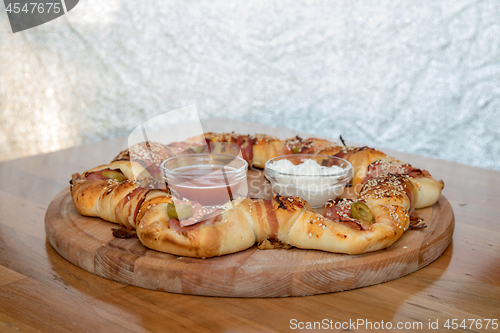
[70,132,444,257]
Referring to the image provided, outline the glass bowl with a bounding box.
[264,154,353,208]
[161,153,248,206]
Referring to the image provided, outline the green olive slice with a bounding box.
[291,146,301,154]
[188,146,205,154]
[101,170,124,182]
[167,202,193,220]
[351,201,374,222]
[166,203,178,219]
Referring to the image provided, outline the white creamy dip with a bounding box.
[268,159,344,176]
[265,158,351,208]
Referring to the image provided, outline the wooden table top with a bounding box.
[1,120,499,332]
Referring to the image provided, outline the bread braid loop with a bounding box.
[69,132,444,257]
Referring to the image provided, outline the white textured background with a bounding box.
[1,0,499,169]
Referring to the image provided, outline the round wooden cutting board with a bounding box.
[45,176,454,298]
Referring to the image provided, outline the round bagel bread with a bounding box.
[69,132,444,257]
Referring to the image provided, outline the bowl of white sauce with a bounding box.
[264,154,353,208]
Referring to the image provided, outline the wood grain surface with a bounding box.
[45,172,454,297]
[1,120,499,332]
